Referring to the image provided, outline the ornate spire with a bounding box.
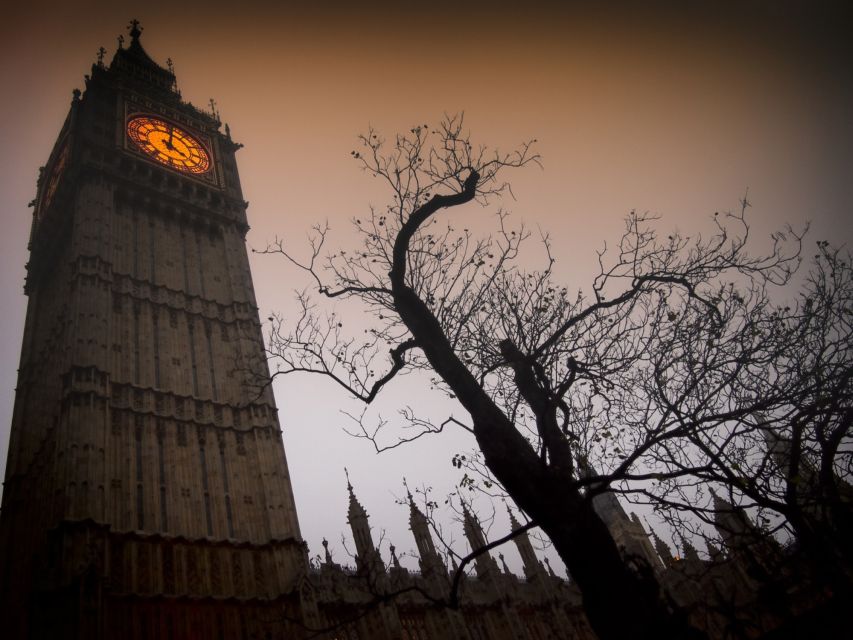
[406,482,445,578]
[344,471,380,573]
[390,544,402,570]
[404,490,447,576]
[461,502,486,549]
[128,19,143,42]
[407,490,428,533]
[507,505,546,581]
[108,20,177,94]
[650,530,674,567]
[461,502,499,579]
[345,468,367,522]
[499,553,513,576]
[678,534,702,569]
[708,486,726,510]
[322,538,333,564]
[208,98,221,122]
[706,539,724,563]
[507,503,521,530]
[543,557,558,578]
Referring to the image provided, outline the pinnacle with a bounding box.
[345,470,368,522]
[128,19,143,42]
[507,504,521,529]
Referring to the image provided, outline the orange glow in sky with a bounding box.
[1,0,851,572]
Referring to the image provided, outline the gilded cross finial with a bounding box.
[208,98,220,121]
[322,538,333,563]
[128,19,142,40]
[402,477,412,499]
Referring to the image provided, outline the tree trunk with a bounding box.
[473,423,705,640]
[788,507,853,603]
[389,177,705,640]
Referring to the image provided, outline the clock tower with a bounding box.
[0,22,315,639]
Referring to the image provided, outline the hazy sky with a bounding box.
[1,1,851,574]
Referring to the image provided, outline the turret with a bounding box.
[388,544,409,583]
[508,506,548,582]
[710,489,756,547]
[577,456,632,527]
[706,539,724,563]
[676,535,705,577]
[461,503,500,580]
[346,472,383,574]
[710,488,778,574]
[408,490,446,578]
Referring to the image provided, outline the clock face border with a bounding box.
[123,108,219,186]
[127,115,210,174]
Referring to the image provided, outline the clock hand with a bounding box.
[167,126,175,150]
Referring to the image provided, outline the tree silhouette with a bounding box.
[260,116,848,639]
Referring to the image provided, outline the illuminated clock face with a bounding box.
[126,116,211,174]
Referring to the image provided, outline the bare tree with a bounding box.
[259,116,823,640]
[618,238,853,595]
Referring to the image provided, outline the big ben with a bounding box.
[0,21,314,639]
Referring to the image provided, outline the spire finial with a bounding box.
[128,19,142,41]
[117,34,125,50]
[390,544,401,569]
[344,467,352,492]
[322,537,332,563]
[544,557,557,578]
[97,47,106,67]
[166,58,174,74]
[208,98,220,122]
[499,553,512,575]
